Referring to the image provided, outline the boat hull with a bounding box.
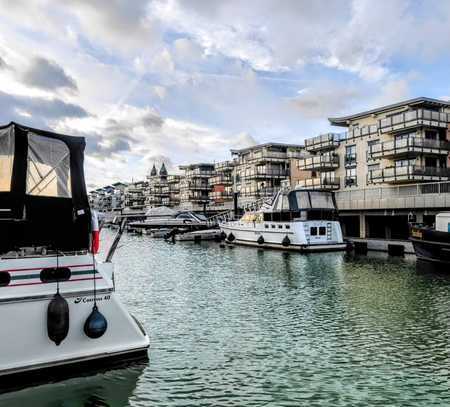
[220,220,345,252]
[410,226,450,265]
[0,255,149,388]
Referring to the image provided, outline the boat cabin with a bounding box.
[261,189,338,222]
[0,122,91,255]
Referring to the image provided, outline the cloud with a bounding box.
[291,83,362,119]
[0,91,89,128]
[21,57,78,92]
[0,56,8,69]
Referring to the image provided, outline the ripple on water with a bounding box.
[0,232,449,406]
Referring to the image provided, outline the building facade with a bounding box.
[179,163,215,210]
[231,143,305,204]
[298,97,450,239]
[124,180,148,213]
[209,160,235,208]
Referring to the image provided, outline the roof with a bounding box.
[150,164,157,176]
[329,97,450,127]
[230,142,304,155]
[179,163,215,170]
[159,162,168,176]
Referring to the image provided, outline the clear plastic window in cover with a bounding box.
[26,133,71,197]
[0,127,14,192]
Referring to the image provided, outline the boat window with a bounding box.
[271,224,276,229]
[278,225,283,229]
[0,271,11,287]
[0,126,14,192]
[40,267,71,283]
[285,225,290,229]
[26,133,71,198]
[319,226,326,235]
[309,191,335,209]
[291,191,310,210]
[265,224,269,229]
[310,227,317,236]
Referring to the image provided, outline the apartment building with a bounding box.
[124,180,148,213]
[89,182,127,213]
[298,97,450,239]
[146,163,168,208]
[179,163,215,210]
[209,160,235,208]
[164,174,181,207]
[231,143,305,203]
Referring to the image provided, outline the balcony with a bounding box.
[379,109,450,133]
[210,191,233,201]
[209,174,233,186]
[296,176,340,190]
[239,187,278,198]
[305,133,340,152]
[185,169,215,178]
[167,175,181,183]
[215,160,234,171]
[368,165,450,184]
[298,153,339,171]
[368,136,450,159]
[243,168,288,180]
[344,154,357,167]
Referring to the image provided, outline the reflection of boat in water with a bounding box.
[220,188,346,252]
[410,212,450,265]
[0,122,149,388]
[128,206,209,231]
[0,362,146,404]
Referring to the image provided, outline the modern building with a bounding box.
[298,97,450,239]
[209,160,235,208]
[231,143,305,204]
[164,174,182,207]
[179,163,215,210]
[146,163,169,208]
[124,180,148,213]
[89,182,127,213]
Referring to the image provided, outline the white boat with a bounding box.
[128,207,208,230]
[0,122,149,388]
[174,229,224,242]
[220,187,346,252]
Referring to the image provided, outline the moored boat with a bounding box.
[220,187,346,252]
[410,212,450,264]
[0,122,149,388]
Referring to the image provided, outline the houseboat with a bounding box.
[410,212,450,264]
[220,188,346,252]
[0,122,149,388]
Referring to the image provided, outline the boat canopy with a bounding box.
[0,122,91,254]
[270,189,337,211]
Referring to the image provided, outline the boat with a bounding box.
[410,212,450,264]
[174,229,224,242]
[128,206,209,230]
[220,187,346,252]
[0,122,149,387]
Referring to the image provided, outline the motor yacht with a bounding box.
[220,187,346,252]
[0,122,149,386]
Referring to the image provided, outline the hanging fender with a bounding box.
[84,304,108,339]
[47,292,70,346]
[282,235,291,247]
[227,232,235,242]
[257,235,265,245]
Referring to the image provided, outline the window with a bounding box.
[345,168,357,186]
[0,126,14,192]
[278,225,283,229]
[319,226,326,236]
[271,224,276,229]
[26,133,71,197]
[285,225,290,229]
[309,191,335,209]
[345,145,357,165]
[265,224,269,229]
[310,227,317,236]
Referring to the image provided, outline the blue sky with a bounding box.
[1,0,450,188]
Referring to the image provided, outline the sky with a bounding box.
[1,0,450,188]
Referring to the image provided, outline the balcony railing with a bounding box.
[305,133,341,152]
[296,177,340,190]
[379,109,450,133]
[214,160,234,171]
[209,174,233,185]
[238,187,278,198]
[242,168,288,179]
[298,153,339,171]
[368,136,450,159]
[368,165,450,184]
[210,191,234,201]
[185,169,215,178]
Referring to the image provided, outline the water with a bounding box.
[1,231,450,406]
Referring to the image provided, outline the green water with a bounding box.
[1,231,449,406]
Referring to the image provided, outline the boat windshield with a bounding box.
[289,190,336,210]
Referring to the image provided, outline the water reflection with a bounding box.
[1,233,449,406]
[0,363,146,407]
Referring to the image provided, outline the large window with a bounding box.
[345,168,357,186]
[0,127,14,192]
[26,133,71,197]
[309,191,335,209]
[345,145,357,165]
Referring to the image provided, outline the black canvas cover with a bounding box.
[0,122,91,254]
